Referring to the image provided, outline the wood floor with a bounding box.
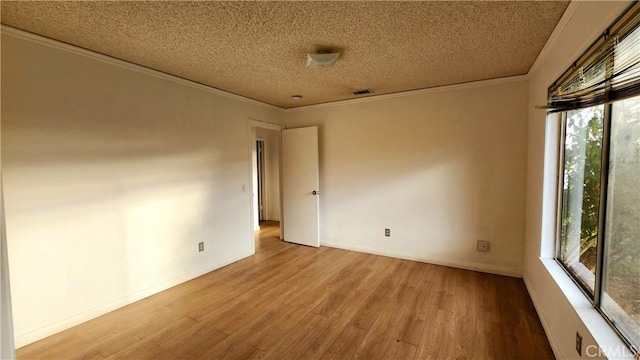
[17,221,554,360]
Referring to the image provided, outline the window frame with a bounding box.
[552,3,640,352]
[555,108,602,298]
[555,100,639,354]
[555,106,607,295]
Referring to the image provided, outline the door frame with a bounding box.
[248,119,284,254]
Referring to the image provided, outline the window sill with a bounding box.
[565,260,596,292]
[539,257,637,359]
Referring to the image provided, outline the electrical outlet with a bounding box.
[385,228,390,237]
[576,332,582,356]
[477,240,490,252]
[198,242,204,252]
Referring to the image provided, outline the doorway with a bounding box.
[252,132,279,231]
[249,120,284,254]
[248,120,321,252]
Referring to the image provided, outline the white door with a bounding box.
[282,126,320,247]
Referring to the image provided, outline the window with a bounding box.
[552,3,640,354]
[601,96,640,351]
[558,105,604,292]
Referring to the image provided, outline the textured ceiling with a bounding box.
[1,1,569,109]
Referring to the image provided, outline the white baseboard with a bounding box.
[15,250,252,348]
[321,241,523,278]
[523,276,564,360]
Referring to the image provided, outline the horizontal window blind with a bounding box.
[547,3,640,112]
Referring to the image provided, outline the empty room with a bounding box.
[1,1,639,359]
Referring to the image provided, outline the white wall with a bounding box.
[283,78,528,277]
[1,30,281,347]
[524,1,635,359]
[256,127,281,222]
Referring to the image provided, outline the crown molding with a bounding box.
[1,25,283,111]
[2,24,529,114]
[528,1,631,78]
[284,75,528,112]
[527,1,580,77]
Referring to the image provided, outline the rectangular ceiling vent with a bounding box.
[352,89,374,96]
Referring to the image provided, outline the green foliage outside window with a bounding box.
[559,98,640,348]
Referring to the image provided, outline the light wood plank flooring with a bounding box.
[17,221,553,359]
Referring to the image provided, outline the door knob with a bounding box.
[312,190,319,195]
